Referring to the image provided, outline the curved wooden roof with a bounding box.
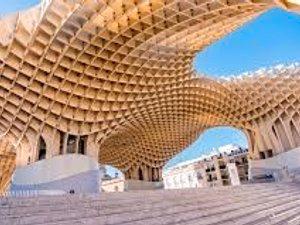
[0,0,299,182]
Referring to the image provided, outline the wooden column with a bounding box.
[62,133,68,154]
[74,135,80,154]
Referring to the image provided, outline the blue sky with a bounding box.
[194,8,300,76]
[0,0,39,16]
[1,2,300,171]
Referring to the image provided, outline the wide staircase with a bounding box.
[1,182,300,225]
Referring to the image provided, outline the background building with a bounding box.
[163,144,248,189]
[101,171,163,192]
[101,178,126,193]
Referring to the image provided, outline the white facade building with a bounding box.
[163,163,203,189]
[163,144,248,189]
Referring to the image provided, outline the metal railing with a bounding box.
[2,189,66,198]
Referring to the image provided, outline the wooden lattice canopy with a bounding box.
[0,0,299,183]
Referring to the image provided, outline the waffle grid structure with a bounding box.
[0,0,300,188]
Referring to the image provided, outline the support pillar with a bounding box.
[62,133,68,155]
[148,167,153,181]
[74,135,80,154]
[153,168,158,181]
[143,165,149,181]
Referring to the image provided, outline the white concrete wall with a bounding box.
[249,147,300,180]
[250,147,300,170]
[124,180,163,190]
[11,154,102,194]
[12,154,99,185]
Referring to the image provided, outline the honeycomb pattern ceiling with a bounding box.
[0,0,299,182]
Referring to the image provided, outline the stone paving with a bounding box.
[1,182,300,225]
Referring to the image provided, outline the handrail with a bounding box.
[2,189,66,198]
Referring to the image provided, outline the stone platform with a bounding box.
[1,182,300,225]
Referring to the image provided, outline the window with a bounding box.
[197,172,202,180]
[208,174,212,182]
[59,131,64,155]
[138,167,143,180]
[67,135,77,153]
[38,136,46,160]
[242,157,248,163]
[266,149,273,158]
[259,151,266,159]
[78,136,87,155]
[188,174,193,185]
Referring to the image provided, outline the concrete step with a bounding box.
[1,184,294,223]
[119,191,300,225]
[1,182,300,225]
